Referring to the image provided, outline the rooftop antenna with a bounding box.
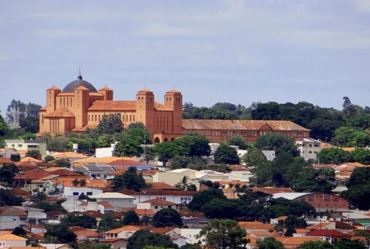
[78,68,82,80]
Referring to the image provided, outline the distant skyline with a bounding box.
[1,0,370,115]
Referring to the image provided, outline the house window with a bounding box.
[73,192,79,196]
[87,192,93,196]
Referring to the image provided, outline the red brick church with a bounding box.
[39,75,309,142]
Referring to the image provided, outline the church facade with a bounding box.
[39,75,309,143]
[39,75,182,142]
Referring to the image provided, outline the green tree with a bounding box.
[79,241,111,249]
[257,237,284,249]
[255,133,299,157]
[243,149,267,166]
[26,150,41,159]
[188,189,226,211]
[292,167,336,192]
[127,229,178,249]
[114,136,143,157]
[12,226,27,237]
[297,241,334,249]
[152,208,183,227]
[61,213,97,229]
[112,167,147,192]
[98,214,122,232]
[96,113,123,134]
[153,141,181,167]
[228,136,249,150]
[201,198,241,219]
[19,116,39,133]
[199,219,247,249]
[0,164,18,185]
[317,148,353,164]
[180,244,202,249]
[44,155,55,163]
[334,239,366,249]
[352,148,370,164]
[0,190,24,206]
[344,167,370,210]
[0,115,9,137]
[174,135,211,157]
[122,210,140,225]
[214,144,240,164]
[44,224,76,244]
[55,158,71,168]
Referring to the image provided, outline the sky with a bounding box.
[1,0,370,115]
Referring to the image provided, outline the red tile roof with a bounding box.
[13,168,52,180]
[306,229,351,237]
[44,107,75,118]
[88,100,136,111]
[182,119,309,131]
[149,182,177,190]
[142,198,177,205]
[120,189,195,196]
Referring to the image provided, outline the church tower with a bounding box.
[136,88,155,135]
[164,89,183,134]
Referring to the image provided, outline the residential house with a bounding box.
[136,198,180,213]
[276,237,323,249]
[13,168,52,191]
[57,177,107,198]
[120,189,195,205]
[73,164,116,179]
[296,138,322,161]
[0,233,27,248]
[273,192,349,212]
[305,230,351,244]
[0,207,27,230]
[5,139,47,158]
[93,192,135,211]
[104,225,142,240]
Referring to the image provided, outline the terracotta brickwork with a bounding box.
[39,75,309,142]
[39,76,183,141]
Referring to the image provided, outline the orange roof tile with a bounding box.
[142,198,177,205]
[57,177,108,188]
[0,233,27,241]
[20,157,43,163]
[239,221,274,230]
[88,100,136,111]
[52,151,88,159]
[44,107,75,118]
[105,225,143,234]
[149,182,177,190]
[182,119,309,131]
[73,156,139,167]
[13,168,52,180]
[276,236,322,247]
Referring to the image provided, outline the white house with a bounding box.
[121,189,194,205]
[296,138,321,161]
[104,225,142,240]
[0,233,27,248]
[136,198,180,213]
[93,192,135,211]
[173,228,204,245]
[0,207,27,230]
[61,198,113,213]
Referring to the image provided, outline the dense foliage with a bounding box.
[152,208,183,227]
[127,230,178,249]
[199,219,247,249]
[343,167,370,210]
[112,167,147,192]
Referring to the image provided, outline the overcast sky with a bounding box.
[1,0,370,114]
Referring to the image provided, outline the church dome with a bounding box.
[62,74,97,93]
